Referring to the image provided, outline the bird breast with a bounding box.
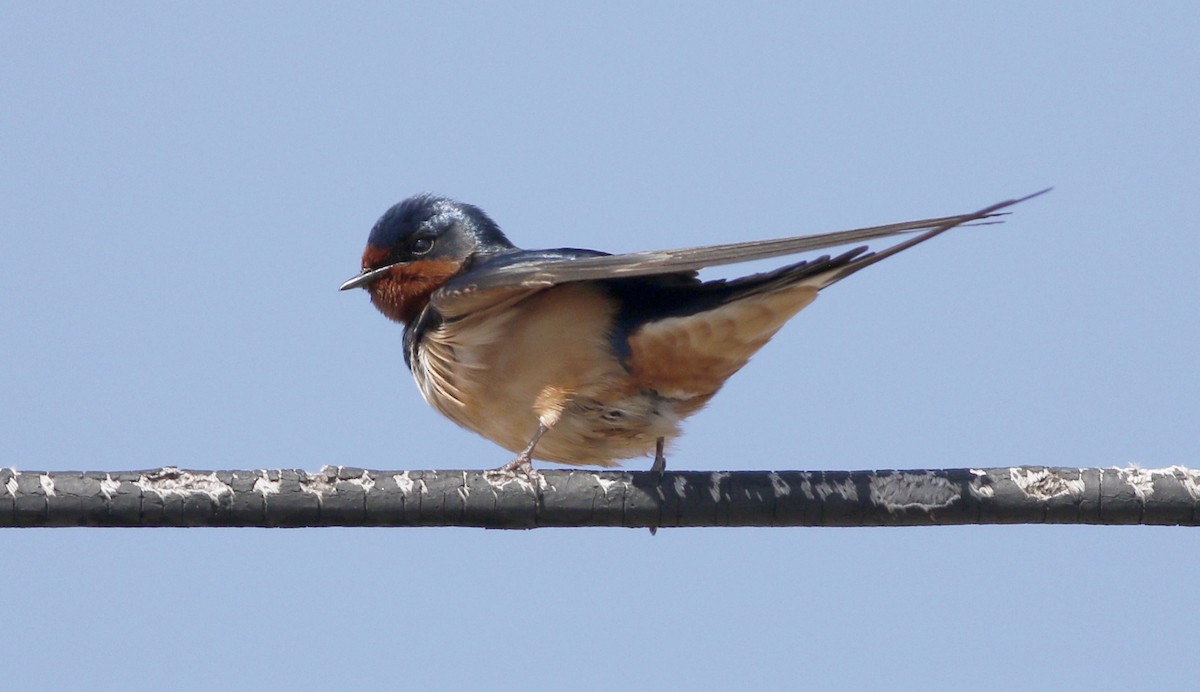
[410,282,676,465]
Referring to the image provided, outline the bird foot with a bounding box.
[486,453,542,487]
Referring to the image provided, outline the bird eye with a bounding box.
[411,236,435,255]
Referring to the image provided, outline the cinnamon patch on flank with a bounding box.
[626,284,819,402]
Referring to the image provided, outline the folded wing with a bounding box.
[431,190,1048,318]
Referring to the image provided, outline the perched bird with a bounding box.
[341,191,1045,475]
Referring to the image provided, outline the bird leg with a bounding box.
[646,437,668,535]
[650,436,667,477]
[497,422,550,480]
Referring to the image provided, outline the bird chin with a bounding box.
[368,280,414,324]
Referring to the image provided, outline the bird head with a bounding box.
[339,195,514,324]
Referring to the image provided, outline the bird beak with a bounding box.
[339,262,404,291]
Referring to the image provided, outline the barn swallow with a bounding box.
[341,190,1046,476]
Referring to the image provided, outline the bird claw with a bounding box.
[487,453,542,486]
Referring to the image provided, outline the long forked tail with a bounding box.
[814,188,1052,289]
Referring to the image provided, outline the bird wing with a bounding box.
[431,190,1048,318]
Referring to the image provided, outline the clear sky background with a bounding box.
[3,3,1197,690]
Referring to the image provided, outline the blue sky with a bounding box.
[2,2,1197,689]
